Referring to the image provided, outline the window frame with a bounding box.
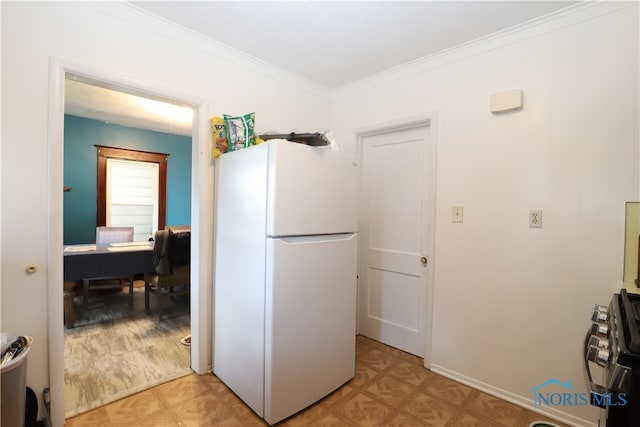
[96,145,168,230]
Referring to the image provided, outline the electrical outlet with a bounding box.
[452,206,463,223]
[529,210,542,228]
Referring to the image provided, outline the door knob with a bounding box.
[420,257,427,265]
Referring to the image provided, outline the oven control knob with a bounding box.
[596,348,610,366]
[587,346,610,367]
[590,321,609,337]
[591,304,609,322]
[588,335,610,349]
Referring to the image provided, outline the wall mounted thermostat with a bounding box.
[490,89,523,113]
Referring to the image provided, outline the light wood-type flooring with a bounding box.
[66,335,569,426]
[64,282,190,418]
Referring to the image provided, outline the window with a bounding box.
[97,146,167,241]
[107,158,158,241]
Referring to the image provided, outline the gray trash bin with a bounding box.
[1,336,32,427]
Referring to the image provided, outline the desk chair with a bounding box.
[84,226,136,306]
[144,227,190,320]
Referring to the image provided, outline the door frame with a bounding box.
[355,113,438,369]
[47,58,213,427]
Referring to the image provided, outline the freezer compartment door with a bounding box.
[267,140,358,236]
[264,233,358,424]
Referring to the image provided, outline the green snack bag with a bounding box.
[223,113,255,151]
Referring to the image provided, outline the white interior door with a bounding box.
[358,124,431,357]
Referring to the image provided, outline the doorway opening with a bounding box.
[356,115,437,368]
[61,74,195,417]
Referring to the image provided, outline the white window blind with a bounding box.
[106,158,159,241]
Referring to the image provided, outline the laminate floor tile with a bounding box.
[66,335,571,427]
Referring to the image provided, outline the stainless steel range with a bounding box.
[584,289,640,426]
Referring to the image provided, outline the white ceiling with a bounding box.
[130,0,579,89]
[66,1,580,136]
[65,77,195,136]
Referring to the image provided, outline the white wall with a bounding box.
[331,2,639,426]
[2,1,639,426]
[1,2,330,425]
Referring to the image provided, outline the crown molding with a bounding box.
[330,1,638,100]
[84,1,332,100]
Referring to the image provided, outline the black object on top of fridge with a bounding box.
[260,132,329,146]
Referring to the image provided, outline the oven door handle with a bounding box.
[583,326,608,408]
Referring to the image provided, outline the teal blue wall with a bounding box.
[64,115,192,244]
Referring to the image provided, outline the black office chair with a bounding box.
[144,227,191,320]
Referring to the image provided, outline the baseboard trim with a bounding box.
[429,364,598,427]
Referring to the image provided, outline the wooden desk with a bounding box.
[63,243,155,328]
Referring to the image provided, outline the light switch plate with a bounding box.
[452,206,463,223]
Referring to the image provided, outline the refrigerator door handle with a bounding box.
[274,233,355,244]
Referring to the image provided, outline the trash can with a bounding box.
[1,335,33,427]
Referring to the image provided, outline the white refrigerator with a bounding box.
[213,139,359,425]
